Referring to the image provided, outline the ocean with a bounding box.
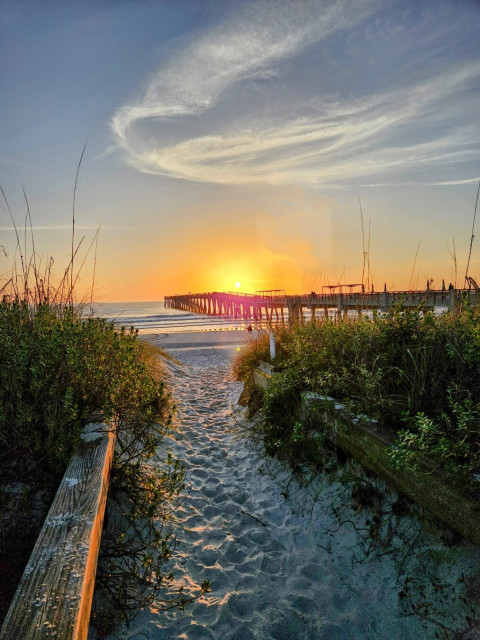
[92,300,257,334]
[92,300,451,336]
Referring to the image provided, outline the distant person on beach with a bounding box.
[247,324,253,332]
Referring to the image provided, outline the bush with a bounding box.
[0,299,210,629]
[389,386,480,491]
[234,306,480,487]
[0,300,170,483]
[0,182,208,628]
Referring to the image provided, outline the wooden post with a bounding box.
[287,302,300,326]
[381,283,387,311]
[269,333,276,361]
[449,283,455,311]
[0,421,116,640]
[337,294,343,321]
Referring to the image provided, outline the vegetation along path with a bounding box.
[120,341,480,640]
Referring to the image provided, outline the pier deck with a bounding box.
[165,286,476,324]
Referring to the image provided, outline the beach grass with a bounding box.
[0,183,209,631]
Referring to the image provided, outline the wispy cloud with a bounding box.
[112,0,379,142]
[111,0,480,188]
[428,177,480,187]
[356,177,480,188]
[0,225,113,231]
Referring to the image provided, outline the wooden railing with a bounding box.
[0,421,116,640]
[165,287,480,320]
[243,365,480,548]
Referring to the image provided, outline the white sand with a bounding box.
[103,332,480,640]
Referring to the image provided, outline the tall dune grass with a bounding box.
[0,182,207,631]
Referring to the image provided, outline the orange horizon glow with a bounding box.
[52,185,478,303]
[93,257,470,302]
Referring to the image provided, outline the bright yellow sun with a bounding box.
[235,281,242,288]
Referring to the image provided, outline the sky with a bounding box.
[1,0,480,301]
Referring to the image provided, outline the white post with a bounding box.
[269,332,276,361]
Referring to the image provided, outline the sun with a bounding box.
[235,281,242,289]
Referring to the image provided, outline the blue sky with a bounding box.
[1,0,480,299]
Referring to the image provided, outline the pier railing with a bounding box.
[0,420,116,640]
[165,287,478,323]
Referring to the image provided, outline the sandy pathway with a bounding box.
[123,340,480,640]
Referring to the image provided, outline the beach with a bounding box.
[148,329,254,350]
[98,328,480,640]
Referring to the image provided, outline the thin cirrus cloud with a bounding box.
[0,226,112,232]
[428,177,480,187]
[126,66,480,187]
[112,0,380,137]
[111,0,480,188]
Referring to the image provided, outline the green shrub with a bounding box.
[389,386,480,491]
[0,300,169,483]
[234,306,480,486]
[0,299,210,628]
[261,369,303,458]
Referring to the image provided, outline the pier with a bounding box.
[165,290,287,323]
[165,285,479,324]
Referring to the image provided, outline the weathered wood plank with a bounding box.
[0,421,116,640]
[246,369,480,548]
[335,413,480,546]
[302,393,480,547]
[302,391,480,547]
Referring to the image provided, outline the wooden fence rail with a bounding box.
[0,420,116,640]
[243,364,480,549]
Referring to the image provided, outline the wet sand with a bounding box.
[147,329,257,350]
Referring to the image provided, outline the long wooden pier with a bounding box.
[165,286,479,324]
[165,290,287,322]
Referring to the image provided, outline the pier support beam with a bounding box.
[287,302,301,326]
